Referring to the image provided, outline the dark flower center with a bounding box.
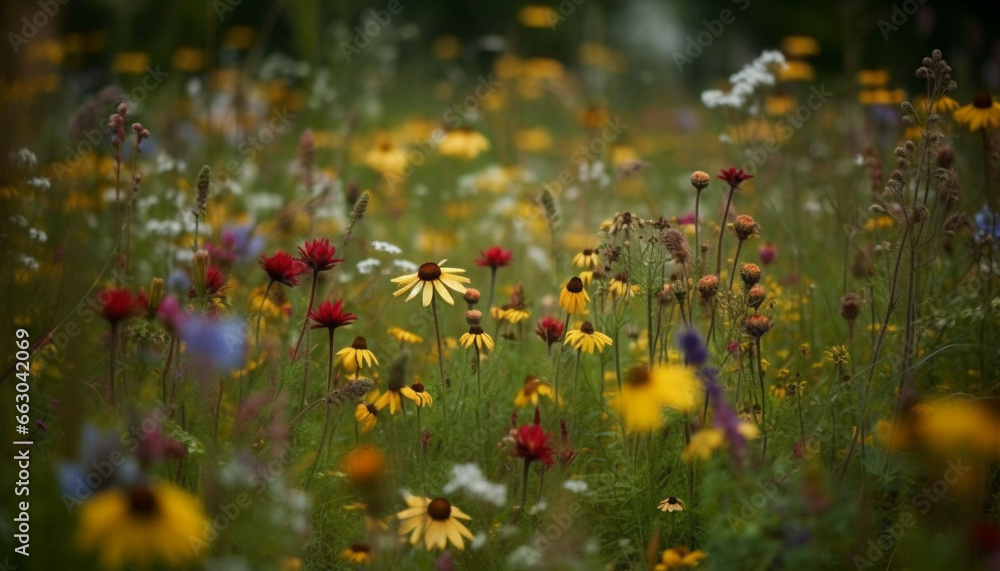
[128,487,160,518]
[411,382,425,393]
[627,366,651,387]
[580,321,595,335]
[566,277,584,293]
[365,403,379,416]
[427,498,452,520]
[583,249,593,256]
[350,543,371,553]
[469,325,485,335]
[614,272,628,283]
[352,336,368,350]
[974,91,993,109]
[417,262,442,281]
[667,497,678,504]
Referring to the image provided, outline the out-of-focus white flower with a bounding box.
[27,177,50,191]
[392,259,418,273]
[356,258,381,275]
[507,545,543,568]
[442,463,507,507]
[562,479,588,493]
[529,499,547,515]
[371,241,402,254]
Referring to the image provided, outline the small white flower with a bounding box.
[27,177,50,190]
[529,499,547,514]
[17,254,38,271]
[471,532,488,550]
[371,241,402,254]
[443,463,507,507]
[562,479,588,493]
[28,228,47,242]
[507,545,543,568]
[356,258,381,275]
[11,148,38,168]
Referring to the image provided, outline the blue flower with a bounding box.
[179,316,247,372]
[975,205,1000,239]
[57,424,141,508]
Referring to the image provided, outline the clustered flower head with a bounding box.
[298,238,344,273]
[701,49,786,109]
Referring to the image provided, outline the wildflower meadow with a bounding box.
[1,1,999,569]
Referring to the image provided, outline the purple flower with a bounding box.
[975,205,1000,239]
[179,316,247,372]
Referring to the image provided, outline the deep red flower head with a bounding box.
[308,299,357,330]
[99,288,136,325]
[189,266,227,298]
[475,246,513,269]
[535,316,565,346]
[260,250,303,287]
[514,424,554,466]
[298,238,344,273]
[718,166,754,188]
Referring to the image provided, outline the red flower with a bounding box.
[514,424,554,466]
[99,288,136,324]
[189,266,227,298]
[260,250,305,287]
[475,246,513,269]
[308,300,358,330]
[535,316,564,346]
[717,166,754,188]
[298,238,344,273]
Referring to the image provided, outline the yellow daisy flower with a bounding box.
[608,272,641,300]
[572,248,599,269]
[558,277,590,315]
[391,260,470,306]
[655,547,707,569]
[658,496,685,513]
[405,381,433,407]
[396,495,475,551]
[932,95,959,113]
[563,321,612,354]
[514,375,556,407]
[365,139,409,176]
[337,336,379,373]
[388,326,423,344]
[953,92,1000,132]
[75,483,208,570]
[355,402,379,432]
[342,543,372,565]
[438,127,490,160]
[613,364,700,434]
[459,325,495,351]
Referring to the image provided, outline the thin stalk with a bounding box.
[108,324,118,407]
[160,334,175,407]
[756,337,767,462]
[431,296,448,425]
[520,458,531,509]
[694,188,703,275]
[255,280,275,351]
[728,239,745,290]
[715,186,736,277]
[293,271,319,359]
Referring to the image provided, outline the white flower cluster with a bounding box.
[442,463,507,507]
[371,240,402,254]
[701,50,787,110]
[355,258,382,275]
[10,148,37,168]
[27,177,51,191]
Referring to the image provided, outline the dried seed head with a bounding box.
[937,145,955,169]
[840,292,862,321]
[733,214,759,241]
[746,284,766,309]
[690,170,711,191]
[193,165,211,218]
[744,314,773,338]
[463,288,481,305]
[662,229,690,265]
[740,263,762,288]
[912,204,929,223]
[697,275,719,299]
[466,309,482,325]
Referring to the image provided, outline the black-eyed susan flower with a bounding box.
[658,496,685,513]
[558,277,590,315]
[459,324,494,352]
[572,248,600,269]
[391,260,470,306]
[365,139,408,176]
[683,423,759,462]
[355,402,379,432]
[375,367,421,415]
[563,321,612,354]
[654,547,707,569]
[932,95,960,113]
[613,365,700,434]
[954,92,1000,132]
[439,127,490,160]
[342,543,371,565]
[75,483,207,570]
[514,375,556,407]
[406,381,433,407]
[396,495,475,550]
[388,326,423,344]
[337,336,378,374]
[608,272,640,300]
[495,304,530,324]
